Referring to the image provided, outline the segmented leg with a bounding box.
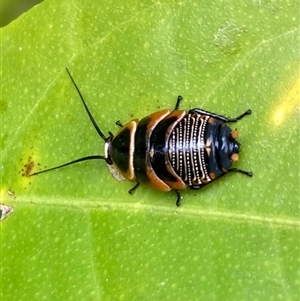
[228,168,253,177]
[175,190,182,206]
[189,108,252,123]
[128,182,140,194]
[228,109,252,122]
[174,95,183,110]
[188,167,252,190]
[116,120,123,127]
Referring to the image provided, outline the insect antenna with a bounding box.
[65,67,108,141]
[29,155,106,176]
[29,68,109,177]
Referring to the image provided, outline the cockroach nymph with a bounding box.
[30,68,252,206]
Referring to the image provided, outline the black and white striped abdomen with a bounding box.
[167,113,212,187]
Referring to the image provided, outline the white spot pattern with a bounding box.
[168,113,211,186]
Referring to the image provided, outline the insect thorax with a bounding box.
[168,113,212,187]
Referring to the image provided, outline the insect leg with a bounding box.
[188,167,252,190]
[128,182,140,194]
[174,95,183,110]
[226,109,252,122]
[189,108,252,123]
[175,189,182,206]
[116,120,123,127]
[228,168,253,177]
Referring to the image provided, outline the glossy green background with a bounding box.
[1,0,299,300]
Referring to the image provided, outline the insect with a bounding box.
[30,68,252,206]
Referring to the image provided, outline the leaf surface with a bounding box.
[1,0,299,300]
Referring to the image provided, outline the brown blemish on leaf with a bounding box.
[21,155,36,177]
[24,161,34,176]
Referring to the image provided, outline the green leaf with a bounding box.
[1,0,299,300]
